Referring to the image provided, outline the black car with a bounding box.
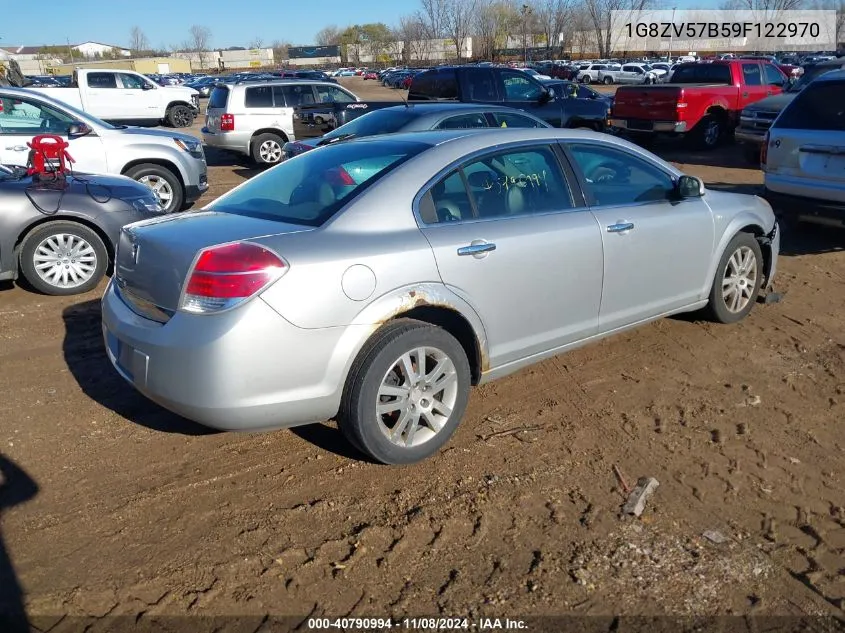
[0,165,165,295]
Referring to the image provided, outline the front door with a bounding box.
[738,62,769,111]
[0,92,106,172]
[564,142,715,332]
[495,70,561,126]
[116,72,160,119]
[418,143,604,368]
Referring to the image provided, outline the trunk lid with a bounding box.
[612,86,683,122]
[114,211,313,321]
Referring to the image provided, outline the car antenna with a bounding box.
[399,92,410,108]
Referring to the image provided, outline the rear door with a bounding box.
[417,143,603,368]
[563,141,714,331]
[0,92,107,172]
[82,72,123,119]
[765,79,845,204]
[276,84,318,140]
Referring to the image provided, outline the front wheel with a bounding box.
[124,164,184,213]
[166,104,195,128]
[339,319,471,465]
[705,232,763,324]
[19,221,108,295]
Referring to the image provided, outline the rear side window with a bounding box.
[742,63,762,86]
[409,71,436,98]
[774,81,845,131]
[208,86,230,109]
[463,68,498,101]
[245,86,274,108]
[433,70,459,99]
[435,113,488,129]
[87,73,117,88]
[276,84,316,106]
[208,140,428,226]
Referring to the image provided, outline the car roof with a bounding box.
[221,79,340,89]
[373,103,541,114]
[812,58,845,68]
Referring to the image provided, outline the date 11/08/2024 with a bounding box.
[625,21,821,39]
[307,617,528,630]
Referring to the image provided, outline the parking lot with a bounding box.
[1,78,844,622]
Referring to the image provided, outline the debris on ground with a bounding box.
[702,530,728,544]
[622,477,660,517]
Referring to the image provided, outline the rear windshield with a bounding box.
[774,80,845,131]
[323,109,419,141]
[670,64,732,84]
[208,140,428,226]
[208,86,230,109]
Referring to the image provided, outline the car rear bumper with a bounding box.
[201,128,252,156]
[609,118,688,133]
[762,187,845,225]
[101,280,369,431]
[735,129,765,145]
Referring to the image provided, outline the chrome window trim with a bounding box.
[411,140,587,228]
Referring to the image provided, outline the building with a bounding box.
[0,47,62,74]
[219,48,274,70]
[345,38,474,64]
[72,41,131,58]
[49,57,192,75]
[287,45,342,67]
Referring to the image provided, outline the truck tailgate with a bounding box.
[612,86,682,122]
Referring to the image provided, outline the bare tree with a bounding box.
[419,0,449,38]
[188,25,213,68]
[534,0,576,55]
[129,26,149,56]
[473,0,519,60]
[583,0,650,58]
[398,14,434,62]
[443,0,478,61]
[272,40,290,62]
[721,0,808,10]
[315,25,342,46]
[248,37,264,49]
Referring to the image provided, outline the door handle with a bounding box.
[607,222,635,233]
[742,92,749,98]
[5,146,28,152]
[457,242,496,256]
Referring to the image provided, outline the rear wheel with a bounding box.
[251,133,285,165]
[124,164,184,213]
[19,221,108,296]
[339,319,471,465]
[603,76,613,85]
[690,114,724,150]
[705,232,763,324]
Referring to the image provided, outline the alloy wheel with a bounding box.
[138,175,174,207]
[259,140,282,163]
[722,245,758,313]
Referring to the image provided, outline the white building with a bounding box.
[347,37,474,64]
[72,41,131,58]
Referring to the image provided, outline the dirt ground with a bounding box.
[1,78,844,630]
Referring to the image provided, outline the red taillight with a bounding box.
[220,113,235,131]
[761,131,769,166]
[325,166,356,186]
[676,100,688,110]
[181,242,285,313]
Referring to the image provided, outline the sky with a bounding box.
[1,0,719,49]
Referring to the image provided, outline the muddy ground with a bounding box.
[0,78,843,630]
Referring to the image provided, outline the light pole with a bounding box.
[668,7,677,62]
[521,4,532,65]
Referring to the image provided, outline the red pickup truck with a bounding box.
[610,60,788,149]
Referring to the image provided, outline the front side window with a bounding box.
[245,86,274,108]
[87,72,117,88]
[500,71,543,101]
[119,73,148,90]
[774,81,845,131]
[0,95,74,135]
[276,84,316,106]
[568,143,675,206]
[209,140,427,226]
[316,84,355,103]
[435,113,488,129]
[763,64,785,86]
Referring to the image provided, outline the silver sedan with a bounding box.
[102,128,780,464]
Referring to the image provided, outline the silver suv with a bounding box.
[202,80,360,165]
[762,69,845,226]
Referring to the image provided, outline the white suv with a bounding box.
[202,80,360,165]
[762,69,845,227]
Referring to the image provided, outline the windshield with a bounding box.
[323,108,418,141]
[208,139,428,226]
[789,64,843,92]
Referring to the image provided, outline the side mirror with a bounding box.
[142,82,154,90]
[676,175,704,199]
[67,122,92,138]
[538,89,553,104]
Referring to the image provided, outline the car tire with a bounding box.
[690,114,724,150]
[251,133,285,165]
[338,318,472,465]
[603,76,613,84]
[124,164,184,213]
[19,221,108,296]
[166,104,195,128]
[705,232,763,324]
[314,116,325,125]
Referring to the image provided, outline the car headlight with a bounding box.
[130,195,166,214]
[173,137,204,159]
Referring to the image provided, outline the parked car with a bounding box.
[0,88,208,212]
[408,66,609,130]
[29,69,199,128]
[102,128,779,464]
[185,76,224,98]
[364,71,379,80]
[596,64,623,84]
[520,68,552,81]
[0,164,166,295]
[203,80,363,165]
[282,103,551,159]
[578,64,611,84]
[762,70,845,226]
[736,57,845,163]
[611,60,789,149]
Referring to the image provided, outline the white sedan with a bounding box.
[519,68,552,81]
